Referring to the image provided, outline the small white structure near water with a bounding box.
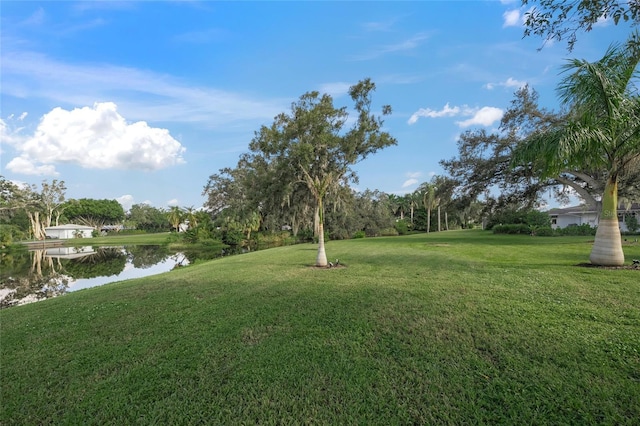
[45,224,95,239]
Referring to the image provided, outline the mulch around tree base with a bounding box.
[576,263,640,270]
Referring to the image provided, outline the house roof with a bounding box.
[548,205,596,215]
[45,224,95,230]
[548,203,640,215]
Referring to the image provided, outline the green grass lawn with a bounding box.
[67,232,172,246]
[1,230,639,424]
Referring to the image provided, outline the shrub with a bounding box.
[329,229,351,240]
[535,226,554,236]
[487,208,551,230]
[296,229,314,243]
[0,225,25,247]
[353,230,366,239]
[380,228,399,236]
[492,224,531,235]
[222,229,244,246]
[625,214,639,233]
[394,220,409,235]
[526,210,552,227]
[557,223,596,236]
[255,231,294,247]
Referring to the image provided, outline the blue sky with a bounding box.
[0,1,633,211]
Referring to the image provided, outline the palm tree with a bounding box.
[184,206,198,230]
[168,206,184,233]
[407,192,421,227]
[387,194,401,219]
[243,211,261,241]
[515,37,640,266]
[420,183,439,233]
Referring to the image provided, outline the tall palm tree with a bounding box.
[515,36,640,266]
[404,192,419,226]
[420,183,439,233]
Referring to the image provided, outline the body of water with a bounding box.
[0,245,222,309]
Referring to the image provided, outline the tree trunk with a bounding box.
[291,216,299,237]
[437,206,441,232]
[427,208,431,233]
[316,221,328,267]
[589,177,624,266]
[445,212,449,231]
[28,211,46,240]
[313,206,320,237]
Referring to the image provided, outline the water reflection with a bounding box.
[0,246,198,309]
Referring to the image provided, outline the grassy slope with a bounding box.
[1,230,639,424]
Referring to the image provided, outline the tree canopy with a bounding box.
[63,198,125,227]
[523,0,640,51]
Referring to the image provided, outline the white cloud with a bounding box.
[167,199,180,207]
[7,102,186,175]
[0,51,286,128]
[401,171,422,188]
[456,106,504,127]
[319,82,351,98]
[22,7,45,26]
[409,103,502,128]
[503,9,522,27]
[117,195,135,211]
[5,156,59,176]
[593,15,612,28]
[0,117,26,146]
[402,178,419,188]
[408,103,460,124]
[504,77,526,88]
[352,33,430,60]
[484,77,526,90]
[361,18,398,32]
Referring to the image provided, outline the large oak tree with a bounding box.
[248,79,396,266]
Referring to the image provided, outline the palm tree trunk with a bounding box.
[316,198,327,266]
[589,177,624,266]
[316,221,328,266]
[427,208,431,233]
[314,206,320,237]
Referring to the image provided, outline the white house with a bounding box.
[548,203,639,232]
[44,224,95,239]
